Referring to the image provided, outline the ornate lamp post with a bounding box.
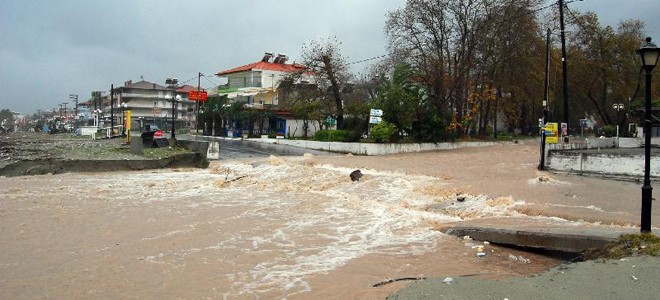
[165,77,179,139]
[612,103,624,139]
[637,37,660,233]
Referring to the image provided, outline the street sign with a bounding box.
[189,91,208,101]
[370,108,383,117]
[544,123,559,144]
[369,116,382,124]
[325,116,336,125]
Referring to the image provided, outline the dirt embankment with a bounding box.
[0,133,207,176]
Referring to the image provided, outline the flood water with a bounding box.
[0,155,564,299]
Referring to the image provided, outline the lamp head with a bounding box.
[637,37,660,71]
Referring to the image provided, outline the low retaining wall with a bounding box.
[547,150,660,177]
[249,138,500,155]
[0,153,208,177]
[176,137,220,160]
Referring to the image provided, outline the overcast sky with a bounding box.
[1,0,658,115]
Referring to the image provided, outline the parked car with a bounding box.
[140,124,168,147]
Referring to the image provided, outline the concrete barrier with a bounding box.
[248,138,501,155]
[547,149,660,177]
[177,136,220,160]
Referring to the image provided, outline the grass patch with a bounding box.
[141,146,192,159]
[585,234,660,260]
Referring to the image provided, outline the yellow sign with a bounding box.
[544,122,558,144]
[126,110,131,144]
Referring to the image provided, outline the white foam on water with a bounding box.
[544,203,605,212]
[7,160,602,298]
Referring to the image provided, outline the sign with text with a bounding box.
[369,116,382,124]
[370,108,383,117]
[188,91,208,101]
[544,122,559,144]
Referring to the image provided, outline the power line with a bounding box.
[202,74,220,88]
[348,54,387,65]
[178,75,199,86]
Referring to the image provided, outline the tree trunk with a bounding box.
[322,55,344,129]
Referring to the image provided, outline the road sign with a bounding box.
[369,116,382,124]
[325,116,336,125]
[189,91,208,101]
[544,122,558,144]
[370,108,383,117]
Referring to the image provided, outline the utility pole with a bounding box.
[197,72,202,134]
[559,0,570,132]
[110,84,114,136]
[495,85,500,140]
[62,102,68,123]
[539,28,551,170]
[69,94,78,131]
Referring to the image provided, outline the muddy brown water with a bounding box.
[0,155,568,299]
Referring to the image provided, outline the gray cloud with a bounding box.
[1,0,658,114]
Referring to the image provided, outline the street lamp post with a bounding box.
[121,102,128,136]
[637,37,660,233]
[612,103,624,139]
[165,78,179,139]
[94,109,102,127]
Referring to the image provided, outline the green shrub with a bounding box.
[343,116,368,142]
[370,121,398,143]
[602,125,616,137]
[314,130,349,142]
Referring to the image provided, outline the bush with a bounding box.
[314,130,349,142]
[370,121,398,143]
[343,116,368,142]
[602,125,616,137]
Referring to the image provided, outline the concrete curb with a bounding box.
[436,218,645,253]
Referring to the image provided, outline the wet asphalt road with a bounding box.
[215,139,336,160]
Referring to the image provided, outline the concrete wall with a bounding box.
[618,137,641,148]
[547,150,660,177]
[176,137,220,160]
[286,120,321,138]
[249,138,499,156]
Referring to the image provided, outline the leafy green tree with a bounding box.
[373,64,420,140]
[290,101,322,139]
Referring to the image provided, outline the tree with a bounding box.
[0,109,15,132]
[565,11,646,131]
[373,64,421,140]
[385,0,546,138]
[301,37,351,129]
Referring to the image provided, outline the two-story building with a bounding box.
[215,53,321,138]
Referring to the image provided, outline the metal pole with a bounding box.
[197,72,201,134]
[171,89,176,139]
[559,0,570,131]
[641,70,653,233]
[539,28,551,170]
[494,86,499,140]
[122,105,126,136]
[110,84,115,136]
